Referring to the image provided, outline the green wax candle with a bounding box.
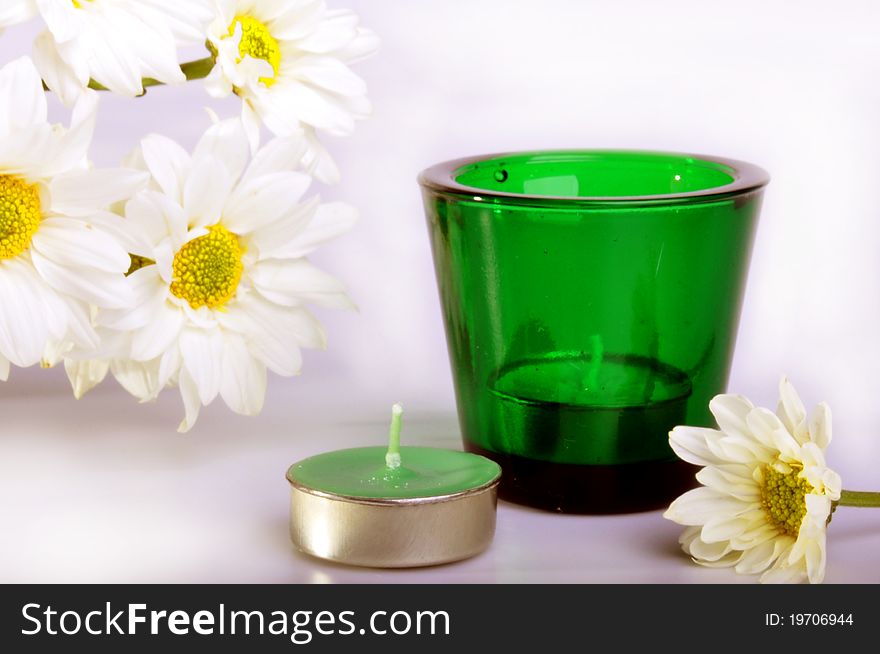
[289,446,501,499]
[287,404,502,567]
[287,404,501,500]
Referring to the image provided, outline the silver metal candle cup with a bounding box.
[287,474,500,568]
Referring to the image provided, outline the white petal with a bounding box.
[260,79,356,135]
[43,288,98,350]
[183,157,231,228]
[48,169,149,216]
[65,358,109,399]
[803,538,826,584]
[259,201,356,259]
[729,520,780,550]
[218,294,303,376]
[286,55,367,96]
[35,0,84,42]
[708,393,755,440]
[132,0,215,43]
[668,426,726,467]
[247,195,318,255]
[696,465,760,501]
[0,353,9,381]
[157,345,181,389]
[39,89,98,175]
[798,441,827,472]
[31,250,133,308]
[204,60,233,99]
[693,550,744,569]
[241,132,309,183]
[707,433,773,465]
[236,55,276,90]
[292,9,358,53]
[250,258,347,308]
[240,100,262,151]
[336,26,380,63]
[78,16,144,96]
[177,367,202,433]
[0,56,47,135]
[734,538,786,575]
[0,124,53,173]
[100,7,184,87]
[790,513,829,584]
[85,210,151,256]
[663,486,751,527]
[32,31,88,107]
[179,328,224,405]
[31,217,131,274]
[286,307,325,349]
[100,266,165,330]
[701,510,766,544]
[266,4,323,41]
[746,407,800,460]
[0,1,37,28]
[809,402,832,449]
[760,542,806,584]
[111,358,161,401]
[223,171,312,234]
[822,469,842,498]
[130,305,184,360]
[193,117,250,183]
[680,523,744,569]
[140,134,192,204]
[299,128,340,184]
[777,376,809,444]
[805,493,832,520]
[220,336,267,416]
[0,260,50,366]
[125,191,188,250]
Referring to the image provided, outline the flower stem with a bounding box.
[83,56,216,93]
[837,489,880,508]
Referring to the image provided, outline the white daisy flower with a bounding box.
[664,377,842,584]
[84,117,356,431]
[204,0,379,183]
[0,0,216,105]
[0,56,146,379]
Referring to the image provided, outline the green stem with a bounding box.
[79,56,215,93]
[837,490,880,508]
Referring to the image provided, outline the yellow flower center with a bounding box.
[170,225,244,310]
[72,0,93,7]
[0,175,42,261]
[761,465,813,537]
[229,15,281,87]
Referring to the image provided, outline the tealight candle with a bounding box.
[286,404,502,568]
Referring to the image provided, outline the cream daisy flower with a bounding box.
[0,57,146,379]
[86,117,356,431]
[0,0,217,105]
[664,377,842,583]
[204,0,379,183]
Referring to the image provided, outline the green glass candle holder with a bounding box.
[419,151,768,513]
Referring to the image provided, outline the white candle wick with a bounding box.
[386,403,403,469]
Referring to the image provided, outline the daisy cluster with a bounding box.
[0,1,377,430]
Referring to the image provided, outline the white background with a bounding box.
[1,0,879,582]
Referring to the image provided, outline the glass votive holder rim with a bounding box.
[418,149,770,208]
